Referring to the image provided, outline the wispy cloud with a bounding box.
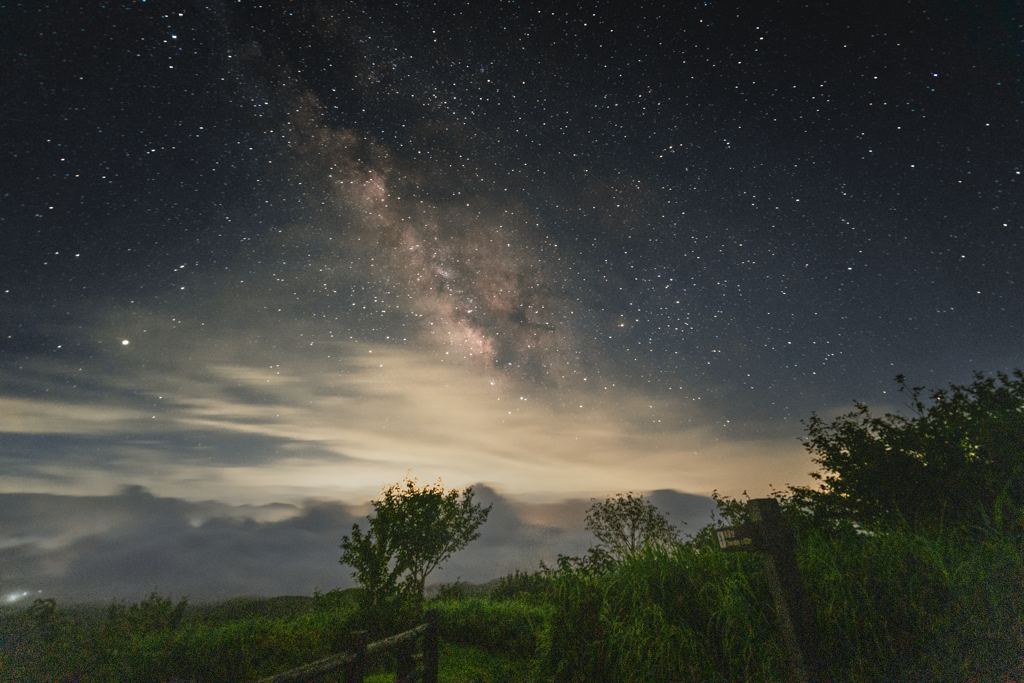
[1,320,812,505]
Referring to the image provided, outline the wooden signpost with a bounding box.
[717,498,822,683]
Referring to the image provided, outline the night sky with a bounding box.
[2,0,1021,603]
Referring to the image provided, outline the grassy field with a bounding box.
[3,519,1022,682]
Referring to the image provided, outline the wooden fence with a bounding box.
[257,609,439,683]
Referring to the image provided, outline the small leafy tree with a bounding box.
[24,598,58,640]
[340,476,491,606]
[790,371,1024,535]
[584,492,680,560]
[103,593,188,641]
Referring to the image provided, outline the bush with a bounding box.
[433,597,551,657]
[801,525,1024,681]
[791,371,1024,534]
[489,569,549,603]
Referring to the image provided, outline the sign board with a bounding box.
[716,523,756,552]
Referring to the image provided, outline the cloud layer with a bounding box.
[0,317,813,506]
[0,486,716,604]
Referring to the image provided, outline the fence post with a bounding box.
[747,498,823,683]
[347,631,366,683]
[422,609,439,683]
[395,637,416,683]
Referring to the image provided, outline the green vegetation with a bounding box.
[584,491,681,561]
[2,372,1021,681]
[340,476,492,611]
[791,370,1024,534]
[5,522,1021,681]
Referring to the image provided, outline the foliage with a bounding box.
[310,587,362,616]
[533,524,1024,682]
[3,526,1023,683]
[433,641,535,683]
[103,592,188,641]
[339,476,492,608]
[433,597,551,656]
[584,492,680,560]
[0,593,363,683]
[533,542,787,682]
[490,568,550,603]
[6,456,1024,682]
[800,523,1024,681]
[790,370,1024,534]
[545,548,617,576]
[25,596,59,637]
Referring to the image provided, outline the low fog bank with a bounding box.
[0,485,716,605]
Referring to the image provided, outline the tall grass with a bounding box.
[802,524,1024,681]
[0,592,363,682]
[534,543,789,682]
[532,523,1024,682]
[2,524,1021,682]
[434,597,551,656]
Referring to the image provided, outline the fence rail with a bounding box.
[258,609,438,683]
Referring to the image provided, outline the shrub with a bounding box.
[489,569,549,603]
[433,597,551,657]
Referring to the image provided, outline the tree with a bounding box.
[584,492,680,560]
[339,476,492,605]
[789,371,1024,535]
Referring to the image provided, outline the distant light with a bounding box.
[122,340,130,345]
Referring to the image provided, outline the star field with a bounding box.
[0,0,1021,600]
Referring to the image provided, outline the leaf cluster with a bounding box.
[339,476,492,607]
[584,492,680,559]
[103,592,188,641]
[790,370,1024,535]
